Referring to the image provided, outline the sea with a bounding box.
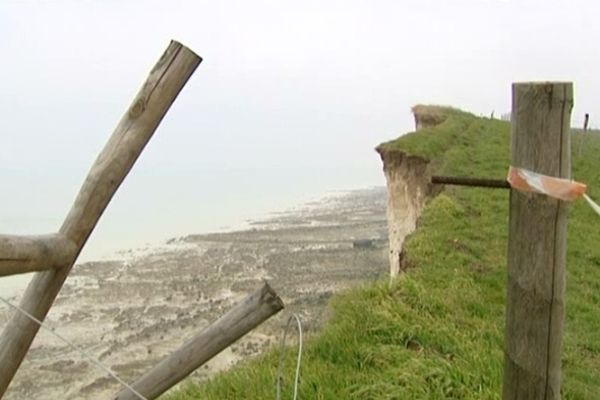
[1,166,385,298]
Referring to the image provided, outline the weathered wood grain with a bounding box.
[0,40,201,397]
[113,282,284,400]
[0,234,76,277]
[502,82,573,399]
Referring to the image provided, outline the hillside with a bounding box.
[167,108,600,399]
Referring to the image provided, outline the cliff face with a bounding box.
[377,150,431,277]
[377,105,456,277]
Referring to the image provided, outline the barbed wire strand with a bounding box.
[276,313,303,400]
[0,295,147,400]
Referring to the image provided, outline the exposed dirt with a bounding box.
[0,187,388,400]
[376,149,432,277]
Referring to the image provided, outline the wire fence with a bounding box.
[0,295,147,400]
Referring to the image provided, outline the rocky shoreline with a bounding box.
[1,187,388,399]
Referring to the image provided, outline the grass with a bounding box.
[166,108,600,399]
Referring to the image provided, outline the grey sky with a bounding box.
[1,0,597,247]
[2,0,596,170]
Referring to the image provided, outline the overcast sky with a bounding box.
[1,0,598,241]
[1,0,596,172]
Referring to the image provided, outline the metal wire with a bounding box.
[0,296,147,400]
[276,314,303,400]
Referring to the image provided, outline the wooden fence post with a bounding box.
[503,82,573,399]
[113,282,284,400]
[0,41,201,397]
[0,234,76,276]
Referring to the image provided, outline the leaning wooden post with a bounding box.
[0,41,201,397]
[503,82,573,399]
[113,282,284,400]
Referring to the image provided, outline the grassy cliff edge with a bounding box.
[168,107,600,399]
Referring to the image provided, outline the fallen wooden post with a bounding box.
[0,40,201,397]
[502,82,572,399]
[113,282,284,400]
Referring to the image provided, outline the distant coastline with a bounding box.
[1,186,388,400]
[0,180,385,299]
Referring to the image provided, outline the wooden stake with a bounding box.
[577,112,590,157]
[0,41,201,396]
[113,282,284,400]
[502,82,573,399]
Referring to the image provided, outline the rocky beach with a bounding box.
[0,187,388,399]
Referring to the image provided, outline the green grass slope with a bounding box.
[167,109,600,399]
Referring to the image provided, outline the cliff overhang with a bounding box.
[376,105,473,277]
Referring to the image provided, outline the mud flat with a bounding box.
[0,187,388,399]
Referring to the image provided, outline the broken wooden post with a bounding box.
[0,234,76,277]
[113,282,284,400]
[502,82,573,399]
[0,40,201,397]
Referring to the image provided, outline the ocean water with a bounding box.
[0,166,385,298]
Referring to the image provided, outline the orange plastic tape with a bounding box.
[507,166,587,201]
